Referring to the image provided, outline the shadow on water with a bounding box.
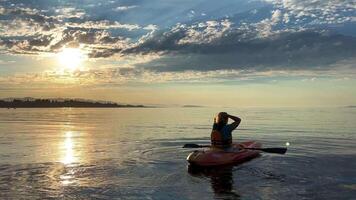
[188,165,241,200]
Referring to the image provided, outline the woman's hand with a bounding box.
[227,114,241,130]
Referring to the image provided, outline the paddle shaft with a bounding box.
[183,143,287,154]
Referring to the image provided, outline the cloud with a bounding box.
[114,5,138,11]
[1,65,355,89]
[54,7,86,19]
[65,20,141,31]
[264,0,356,24]
[0,0,355,78]
[176,19,232,44]
[0,5,149,56]
[255,9,282,37]
[0,7,58,37]
[125,18,356,72]
[0,59,15,64]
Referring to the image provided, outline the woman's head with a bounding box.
[214,112,228,126]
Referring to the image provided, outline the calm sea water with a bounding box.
[0,107,355,199]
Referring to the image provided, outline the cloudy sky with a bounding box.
[0,0,355,106]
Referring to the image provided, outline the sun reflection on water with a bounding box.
[60,174,74,185]
[62,131,76,164]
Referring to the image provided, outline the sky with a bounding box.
[0,0,355,106]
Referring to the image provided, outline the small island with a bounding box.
[0,97,145,108]
[182,105,204,108]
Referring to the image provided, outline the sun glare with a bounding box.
[57,48,87,70]
[62,131,75,164]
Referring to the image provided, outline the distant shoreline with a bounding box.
[182,105,204,108]
[0,106,145,108]
[0,98,145,108]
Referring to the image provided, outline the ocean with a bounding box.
[0,107,355,199]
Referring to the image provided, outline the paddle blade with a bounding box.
[183,144,209,148]
[183,144,201,148]
[260,147,287,154]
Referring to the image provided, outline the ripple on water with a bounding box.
[1,107,356,199]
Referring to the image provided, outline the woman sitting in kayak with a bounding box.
[211,112,241,149]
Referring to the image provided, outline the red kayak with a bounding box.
[186,141,261,167]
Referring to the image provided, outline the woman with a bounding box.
[211,112,241,149]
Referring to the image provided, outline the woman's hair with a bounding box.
[213,112,228,131]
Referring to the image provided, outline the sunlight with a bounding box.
[57,48,87,71]
[60,174,74,185]
[62,131,75,164]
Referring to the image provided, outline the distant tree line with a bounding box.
[0,98,144,108]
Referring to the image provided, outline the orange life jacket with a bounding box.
[211,129,232,148]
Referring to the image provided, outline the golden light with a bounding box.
[57,48,87,70]
[62,131,75,164]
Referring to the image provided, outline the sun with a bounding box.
[57,48,87,70]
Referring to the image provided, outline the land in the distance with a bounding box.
[0,97,144,108]
[182,105,204,108]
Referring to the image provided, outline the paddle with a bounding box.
[183,143,287,154]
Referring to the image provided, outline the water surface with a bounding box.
[0,107,355,199]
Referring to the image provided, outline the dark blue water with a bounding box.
[0,107,355,199]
